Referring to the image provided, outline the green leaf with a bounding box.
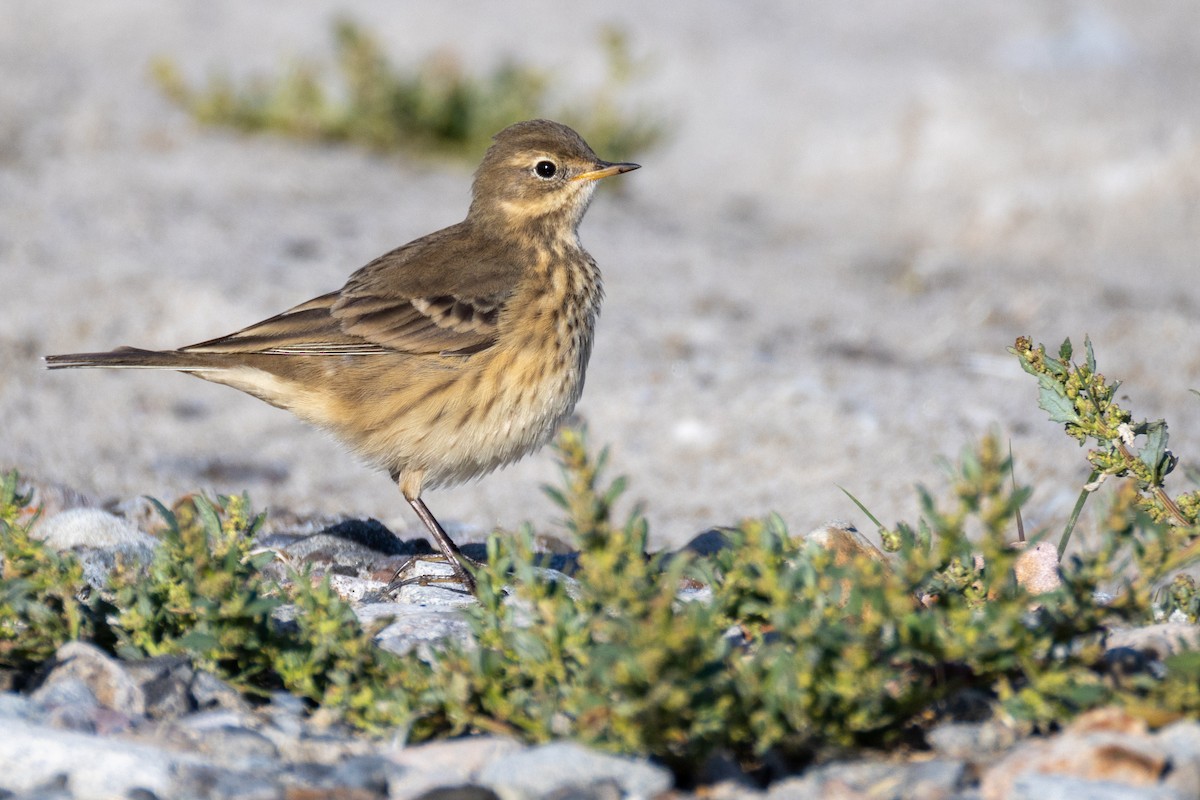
[603,475,628,506]
[541,485,568,511]
[838,486,884,530]
[1083,336,1096,374]
[178,630,221,653]
[195,497,223,538]
[1058,338,1073,362]
[1138,420,1176,483]
[145,496,177,532]
[1164,649,1200,676]
[1037,383,1080,425]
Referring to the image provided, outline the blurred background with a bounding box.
[2,1,1198,548]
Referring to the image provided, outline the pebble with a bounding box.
[29,508,160,587]
[1106,621,1200,658]
[364,603,476,657]
[1005,775,1187,800]
[34,641,145,718]
[767,758,966,800]
[475,741,673,799]
[979,708,1200,800]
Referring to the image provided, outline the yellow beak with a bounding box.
[572,161,641,182]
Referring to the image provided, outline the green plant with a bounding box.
[110,492,426,728]
[0,473,111,670]
[152,19,665,162]
[110,493,283,686]
[1012,336,1200,550]
[541,425,646,548]
[397,375,1200,773]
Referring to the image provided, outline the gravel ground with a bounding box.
[3,1,1199,549]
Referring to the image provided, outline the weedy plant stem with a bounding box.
[1058,470,1099,561]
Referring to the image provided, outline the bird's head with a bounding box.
[468,119,639,234]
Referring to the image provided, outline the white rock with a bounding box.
[0,717,186,799]
[477,740,673,800]
[32,508,157,552]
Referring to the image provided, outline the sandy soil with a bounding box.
[3,1,1199,549]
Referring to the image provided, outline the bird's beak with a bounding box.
[572,161,641,182]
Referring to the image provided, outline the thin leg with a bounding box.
[406,495,478,594]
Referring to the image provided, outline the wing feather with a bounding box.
[180,221,525,358]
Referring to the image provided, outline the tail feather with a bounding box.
[44,347,218,371]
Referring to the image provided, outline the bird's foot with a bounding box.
[387,552,482,595]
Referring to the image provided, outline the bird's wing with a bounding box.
[180,292,388,356]
[181,222,523,358]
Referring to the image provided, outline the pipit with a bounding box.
[46,119,639,593]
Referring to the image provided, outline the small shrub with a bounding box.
[152,19,665,162]
[111,492,424,728]
[110,493,283,687]
[0,473,112,671]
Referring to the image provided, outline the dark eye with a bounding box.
[535,160,557,179]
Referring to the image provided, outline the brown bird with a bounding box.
[46,119,640,593]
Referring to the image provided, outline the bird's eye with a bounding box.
[535,160,557,179]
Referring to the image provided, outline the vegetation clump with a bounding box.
[151,20,665,163]
[0,473,110,672]
[1,336,1198,775]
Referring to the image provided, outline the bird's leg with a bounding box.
[389,471,478,594]
[406,495,477,594]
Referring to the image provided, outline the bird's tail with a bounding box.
[44,347,219,371]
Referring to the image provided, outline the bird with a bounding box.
[45,119,640,594]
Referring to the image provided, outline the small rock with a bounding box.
[124,655,196,719]
[1009,773,1185,800]
[389,736,523,799]
[35,641,145,719]
[191,669,250,713]
[370,604,475,658]
[411,788,501,800]
[29,676,103,732]
[1011,541,1062,595]
[927,721,1019,761]
[19,478,99,520]
[107,495,172,538]
[190,725,280,764]
[0,691,41,722]
[72,548,130,588]
[700,779,767,800]
[769,759,965,800]
[803,521,887,565]
[982,709,1172,800]
[1101,647,1163,681]
[30,508,159,586]
[1106,622,1200,659]
[1068,706,1149,736]
[679,528,734,557]
[476,741,672,800]
[270,731,377,767]
[32,507,157,553]
[262,690,308,739]
[0,717,182,798]
[1154,720,1200,797]
[178,709,256,734]
[172,763,282,800]
[330,573,390,603]
[282,754,399,796]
